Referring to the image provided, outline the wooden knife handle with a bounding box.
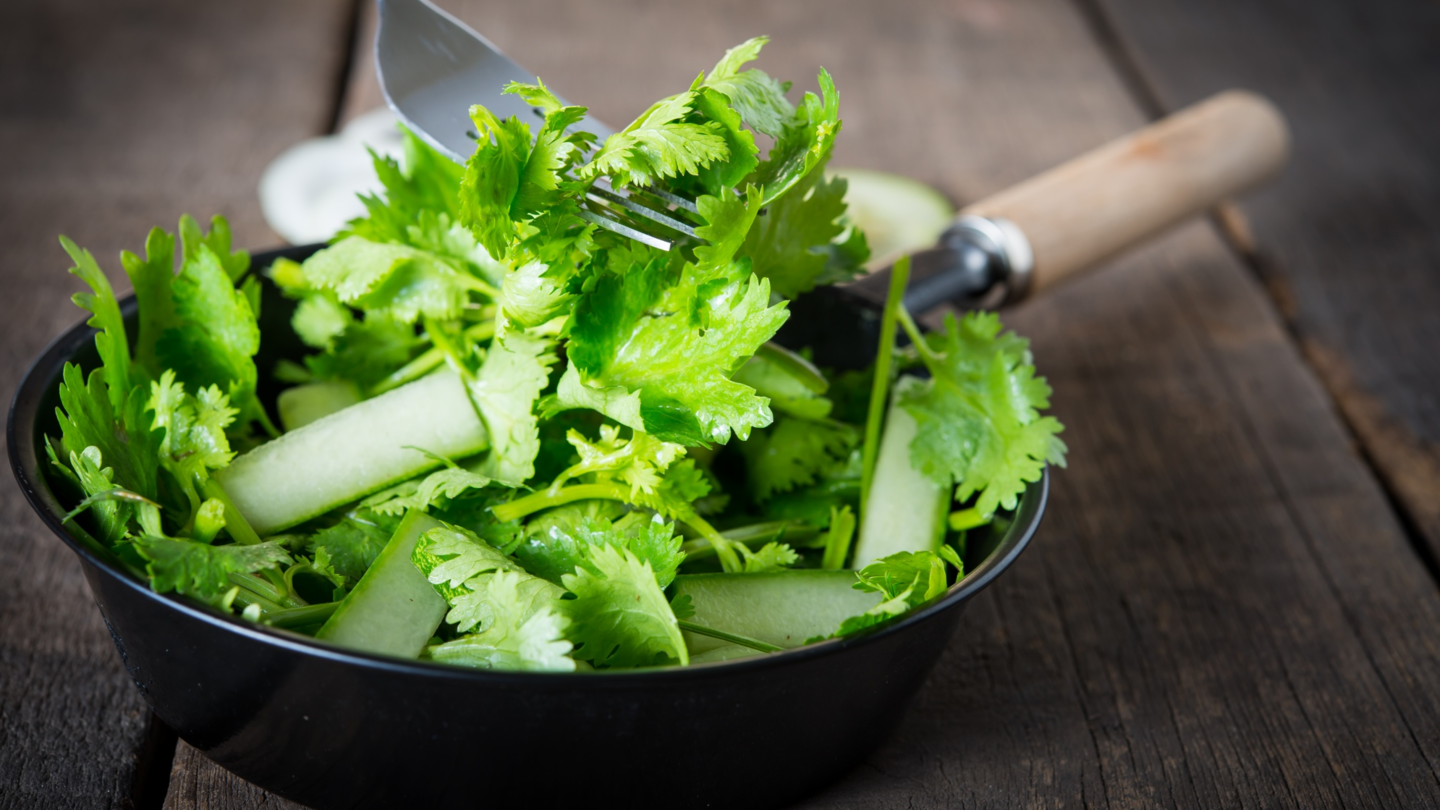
[964,90,1289,297]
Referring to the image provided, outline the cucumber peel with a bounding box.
[672,570,883,655]
[315,511,447,658]
[216,369,487,535]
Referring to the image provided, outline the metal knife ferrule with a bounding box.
[901,215,1035,313]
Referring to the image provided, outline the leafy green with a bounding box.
[755,69,841,206]
[415,525,574,671]
[464,331,557,485]
[743,417,857,501]
[515,513,684,588]
[135,536,291,608]
[701,37,795,138]
[560,544,687,668]
[148,370,237,509]
[565,255,789,445]
[424,570,574,672]
[899,311,1068,515]
[741,167,864,297]
[304,510,398,584]
[581,91,731,188]
[829,550,959,638]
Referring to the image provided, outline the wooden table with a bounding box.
[4,0,1438,807]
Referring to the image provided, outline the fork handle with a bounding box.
[967,90,1289,299]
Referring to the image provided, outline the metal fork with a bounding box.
[375,0,701,251]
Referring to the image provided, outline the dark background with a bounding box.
[3,0,1439,807]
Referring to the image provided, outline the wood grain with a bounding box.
[162,744,306,810]
[0,0,355,807]
[1086,0,1440,577]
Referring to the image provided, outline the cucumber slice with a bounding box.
[315,511,447,658]
[672,571,883,654]
[853,389,947,569]
[833,168,955,270]
[278,380,362,431]
[215,368,487,535]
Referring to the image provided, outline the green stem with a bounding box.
[230,590,286,614]
[683,514,744,573]
[200,478,264,545]
[228,571,303,609]
[491,483,628,522]
[896,306,942,371]
[677,620,782,653]
[679,521,821,560]
[265,601,340,630]
[860,255,911,522]
[369,321,496,397]
[948,507,993,532]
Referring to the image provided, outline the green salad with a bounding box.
[46,38,1065,670]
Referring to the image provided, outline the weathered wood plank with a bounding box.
[156,0,1440,807]
[0,0,355,807]
[1086,0,1440,577]
[162,744,307,810]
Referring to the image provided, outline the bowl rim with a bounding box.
[7,247,1047,684]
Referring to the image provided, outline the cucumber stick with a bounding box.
[832,168,954,271]
[315,511,447,658]
[852,394,947,569]
[215,369,487,535]
[277,380,362,431]
[672,571,883,655]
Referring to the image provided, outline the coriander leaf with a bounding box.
[692,185,763,275]
[343,125,465,245]
[567,257,789,444]
[515,513,684,589]
[499,260,574,330]
[120,227,179,381]
[135,536,291,608]
[413,524,523,605]
[459,105,531,258]
[179,214,249,283]
[581,92,730,187]
[825,549,959,639]
[425,570,574,672]
[742,416,857,501]
[553,425,685,497]
[740,165,854,297]
[56,363,160,501]
[754,69,840,206]
[64,446,133,546]
[504,89,594,220]
[703,37,796,138]
[360,461,492,515]
[154,240,266,432]
[466,331,557,485]
[853,550,950,603]
[290,292,353,350]
[560,544,687,668]
[61,236,134,409]
[742,541,798,572]
[690,86,760,192]
[899,312,1067,515]
[305,510,397,584]
[148,370,237,508]
[302,316,422,390]
[301,236,480,323]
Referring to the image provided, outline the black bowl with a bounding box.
[8,246,1047,809]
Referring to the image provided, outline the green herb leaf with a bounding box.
[899,311,1067,515]
[560,544,687,668]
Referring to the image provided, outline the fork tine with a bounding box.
[586,187,699,239]
[577,209,675,251]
